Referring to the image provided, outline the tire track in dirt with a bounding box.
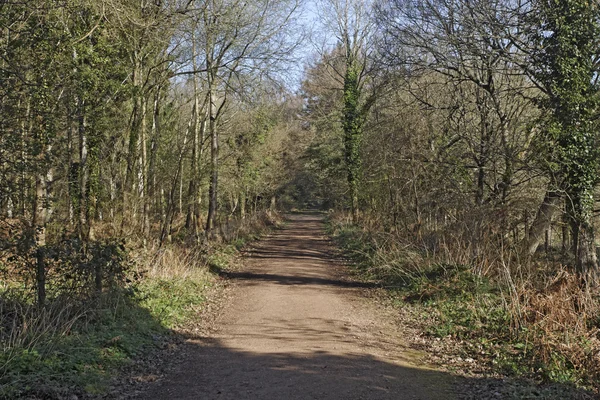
[139,213,456,399]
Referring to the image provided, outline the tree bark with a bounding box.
[34,171,48,306]
[33,148,52,306]
[577,219,598,284]
[186,33,205,237]
[160,111,192,245]
[240,190,246,219]
[523,190,562,256]
[568,191,599,284]
[78,100,90,244]
[140,94,149,239]
[148,90,161,224]
[123,57,142,232]
[343,56,362,224]
[205,71,219,235]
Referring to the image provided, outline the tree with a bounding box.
[105,0,177,238]
[181,0,300,235]
[527,0,600,281]
[316,0,377,221]
[374,0,542,248]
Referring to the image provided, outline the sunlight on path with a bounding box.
[140,213,456,400]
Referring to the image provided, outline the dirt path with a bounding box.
[140,213,456,399]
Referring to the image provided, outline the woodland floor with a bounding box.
[137,213,458,399]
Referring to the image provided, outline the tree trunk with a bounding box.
[186,34,205,237]
[568,190,598,284]
[185,110,199,234]
[343,57,362,223]
[195,111,207,232]
[109,152,116,220]
[562,203,569,252]
[33,150,52,306]
[67,101,75,226]
[205,74,219,235]
[20,98,31,217]
[34,171,48,306]
[577,220,598,284]
[147,90,161,226]
[179,165,183,216]
[523,190,562,256]
[240,190,246,219]
[160,111,192,245]
[123,57,142,232]
[78,101,90,244]
[475,162,485,206]
[140,94,149,239]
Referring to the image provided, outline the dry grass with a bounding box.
[329,210,600,389]
[138,210,281,273]
[511,267,600,382]
[140,246,212,281]
[0,298,85,382]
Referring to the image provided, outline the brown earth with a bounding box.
[138,213,457,400]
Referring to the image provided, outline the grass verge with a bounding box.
[0,211,281,399]
[327,216,600,398]
[0,247,213,399]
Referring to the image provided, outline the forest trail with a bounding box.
[140,213,456,399]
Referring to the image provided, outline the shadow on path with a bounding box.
[138,333,597,400]
[136,213,597,400]
[219,271,378,288]
[143,337,457,400]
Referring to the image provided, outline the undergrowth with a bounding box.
[0,211,281,399]
[327,214,600,394]
[0,290,169,398]
[0,244,212,399]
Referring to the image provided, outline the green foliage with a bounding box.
[531,0,600,224]
[0,208,280,398]
[343,61,363,171]
[326,222,375,272]
[0,292,168,399]
[546,353,579,384]
[300,135,346,208]
[342,59,364,216]
[0,265,215,398]
[136,278,209,329]
[402,265,508,340]
[0,235,134,303]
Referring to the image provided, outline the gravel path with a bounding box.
[139,213,457,400]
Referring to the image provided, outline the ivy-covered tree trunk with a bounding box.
[523,189,562,256]
[533,0,600,283]
[342,57,362,223]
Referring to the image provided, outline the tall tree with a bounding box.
[106,0,176,236]
[180,0,299,235]
[528,0,600,281]
[317,0,376,221]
